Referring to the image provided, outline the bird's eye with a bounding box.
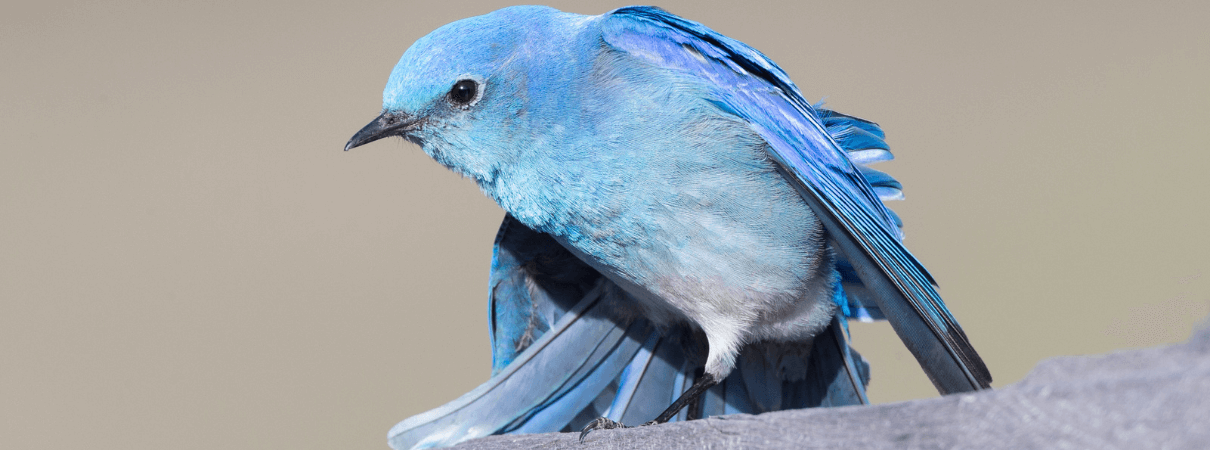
[448,79,478,106]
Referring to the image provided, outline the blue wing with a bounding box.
[601,6,992,393]
[388,216,871,449]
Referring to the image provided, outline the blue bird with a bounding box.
[345,6,991,449]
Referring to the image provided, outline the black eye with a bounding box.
[448,79,478,106]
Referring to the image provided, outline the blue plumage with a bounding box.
[345,6,990,449]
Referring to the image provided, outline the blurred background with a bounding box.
[2,1,1208,449]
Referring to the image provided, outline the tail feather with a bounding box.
[608,331,686,425]
[506,317,653,434]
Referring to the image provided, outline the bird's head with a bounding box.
[345,6,593,183]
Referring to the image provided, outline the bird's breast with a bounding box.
[493,132,835,341]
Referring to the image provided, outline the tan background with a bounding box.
[3,1,1209,449]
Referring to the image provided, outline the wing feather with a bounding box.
[601,6,991,392]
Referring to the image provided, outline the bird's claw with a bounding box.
[578,417,628,443]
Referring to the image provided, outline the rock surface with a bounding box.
[450,321,1210,449]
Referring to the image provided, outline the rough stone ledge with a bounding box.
[451,320,1210,449]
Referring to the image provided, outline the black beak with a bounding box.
[344,111,419,151]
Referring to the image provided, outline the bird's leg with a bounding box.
[646,372,719,424]
[578,372,719,443]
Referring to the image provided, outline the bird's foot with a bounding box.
[578,417,654,443]
[579,373,719,443]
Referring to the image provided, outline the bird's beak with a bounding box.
[344,111,419,151]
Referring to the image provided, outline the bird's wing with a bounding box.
[601,6,992,393]
[817,108,898,323]
[386,216,653,449]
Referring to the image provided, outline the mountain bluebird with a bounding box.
[345,5,991,448]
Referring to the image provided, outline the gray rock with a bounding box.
[451,320,1210,449]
